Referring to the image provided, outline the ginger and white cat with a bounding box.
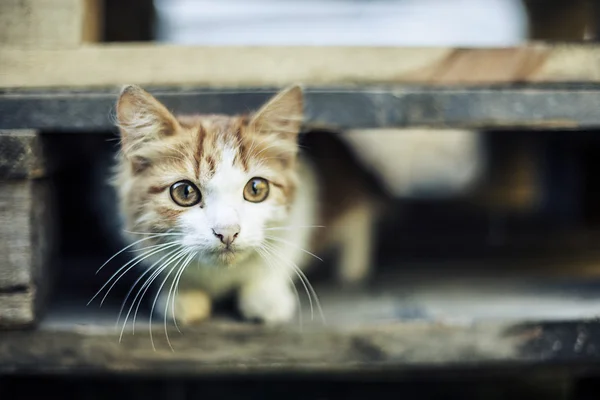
[108,84,380,325]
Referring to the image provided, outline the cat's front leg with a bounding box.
[155,288,212,326]
[238,271,296,324]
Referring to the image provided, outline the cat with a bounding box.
[105,84,382,325]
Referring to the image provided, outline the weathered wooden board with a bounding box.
[0,319,525,374]
[14,258,600,375]
[0,310,597,375]
[0,180,54,327]
[0,0,102,49]
[0,179,54,327]
[0,131,55,328]
[2,45,600,88]
[0,131,46,179]
[3,86,600,131]
[1,181,40,289]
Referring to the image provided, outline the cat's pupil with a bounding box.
[252,182,258,194]
[184,185,192,197]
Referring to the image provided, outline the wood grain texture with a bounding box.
[0,291,34,328]
[0,179,55,327]
[0,314,597,375]
[0,0,101,49]
[0,131,54,328]
[2,44,600,88]
[0,320,522,374]
[17,261,600,375]
[5,253,600,371]
[0,131,46,179]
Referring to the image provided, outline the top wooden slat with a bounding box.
[2,44,600,89]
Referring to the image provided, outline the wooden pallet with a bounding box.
[0,131,55,327]
[2,267,600,374]
[3,0,600,378]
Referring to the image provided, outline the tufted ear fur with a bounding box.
[116,85,180,155]
[249,85,304,139]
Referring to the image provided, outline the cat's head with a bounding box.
[114,85,303,265]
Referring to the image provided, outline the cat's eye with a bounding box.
[244,177,269,203]
[170,180,201,207]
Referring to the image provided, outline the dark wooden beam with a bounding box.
[3,86,600,131]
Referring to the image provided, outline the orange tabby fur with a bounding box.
[111,85,381,324]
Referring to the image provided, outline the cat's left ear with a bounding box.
[249,85,304,139]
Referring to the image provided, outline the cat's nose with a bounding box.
[212,225,240,246]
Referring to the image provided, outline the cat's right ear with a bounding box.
[116,85,180,154]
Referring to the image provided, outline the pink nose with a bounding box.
[212,225,240,246]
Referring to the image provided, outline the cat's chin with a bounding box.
[201,247,253,267]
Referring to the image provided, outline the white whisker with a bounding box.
[169,251,197,335]
[256,247,303,329]
[124,230,185,236]
[130,248,189,333]
[95,233,173,274]
[88,241,179,306]
[117,246,183,334]
[146,249,191,351]
[164,251,197,350]
[265,235,323,262]
[264,225,324,231]
[262,241,325,324]
[101,242,180,305]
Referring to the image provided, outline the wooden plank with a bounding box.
[0,131,46,179]
[0,181,36,290]
[0,0,102,49]
[0,130,56,325]
[0,319,522,374]
[0,180,54,288]
[5,252,599,371]
[28,258,600,375]
[0,179,55,327]
[2,44,600,88]
[0,308,597,374]
[3,86,600,131]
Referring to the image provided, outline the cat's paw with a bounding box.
[238,278,296,324]
[155,289,212,326]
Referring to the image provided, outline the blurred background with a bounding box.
[153,0,527,46]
